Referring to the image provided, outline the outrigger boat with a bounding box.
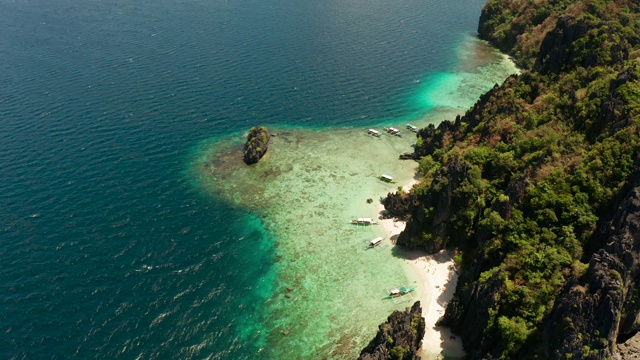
[379,174,394,183]
[351,217,377,225]
[367,236,385,249]
[399,152,413,160]
[406,124,418,133]
[367,129,381,137]
[388,286,416,298]
[384,127,402,137]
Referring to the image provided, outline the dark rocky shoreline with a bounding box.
[358,301,426,360]
[368,0,640,358]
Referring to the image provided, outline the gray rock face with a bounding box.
[242,126,270,165]
[398,67,640,358]
[618,332,640,359]
[381,192,414,220]
[397,157,471,251]
[439,271,504,358]
[542,163,640,359]
[535,16,636,74]
[358,301,425,360]
[393,1,640,356]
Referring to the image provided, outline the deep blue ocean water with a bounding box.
[1,0,494,358]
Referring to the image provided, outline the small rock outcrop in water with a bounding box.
[242,126,270,165]
[382,191,413,220]
[358,301,425,360]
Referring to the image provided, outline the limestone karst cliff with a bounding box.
[379,0,640,357]
[359,301,426,360]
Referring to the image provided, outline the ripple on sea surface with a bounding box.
[191,35,519,359]
[1,0,516,358]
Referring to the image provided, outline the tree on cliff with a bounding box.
[382,0,640,358]
[359,301,425,360]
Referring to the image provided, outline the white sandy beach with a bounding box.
[378,180,466,359]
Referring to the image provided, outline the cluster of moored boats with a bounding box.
[359,124,421,300]
[384,127,402,136]
[366,124,419,138]
[350,218,387,248]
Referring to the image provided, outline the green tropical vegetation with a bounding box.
[396,0,640,357]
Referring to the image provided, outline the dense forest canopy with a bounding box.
[390,0,640,358]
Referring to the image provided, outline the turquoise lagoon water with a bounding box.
[0,0,516,358]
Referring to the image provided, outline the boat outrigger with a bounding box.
[406,124,418,133]
[367,236,385,249]
[367,129,381,137]
[351,217,377,225]
[379,174,394,183]
[384,127,402,137]
[388,286,416,297]
[385,285,416,304]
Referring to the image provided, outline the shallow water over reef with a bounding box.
[192,39,518,357]
[194,127,420,358]
[1,0,518,356]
